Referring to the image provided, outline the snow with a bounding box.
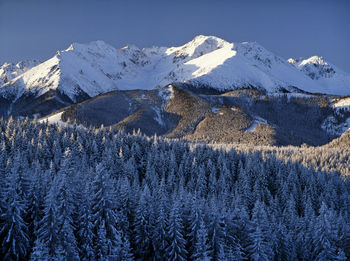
[165,35,230,60]
[246,121,260,132]
[39,111,87,130]
[211,106,225,115]
[153,107,164,126]
[159,85,174,101]
[0,60,40,85]
[299,56,328,67]
[39,112,65,126]
[265,92,314,102]
[211,107,220,113]
[246,117,267,132]
[2,35,350,103]
[289,56,350,95]
[322,115,350,136]
[332,97,350,111]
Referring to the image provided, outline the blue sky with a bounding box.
[1,0,349,71]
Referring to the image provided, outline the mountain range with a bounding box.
[1,35,350,146]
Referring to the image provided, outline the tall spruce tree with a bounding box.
[166,199,187,261]
[0,168,29,260]
[91,163,121,258]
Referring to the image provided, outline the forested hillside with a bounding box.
[41,85,346,147]
[0,118,349,260]
[215,143,350,178]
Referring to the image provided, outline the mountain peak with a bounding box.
[121,44,140,51]
[166,35,232,60]
[65,40,117,54]
[293,55,337,80]
[190,34,227,43]
[299,56,328,66]
[287,55,350,95]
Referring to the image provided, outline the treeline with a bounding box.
[215,143,350,178]
[0,118,350,260]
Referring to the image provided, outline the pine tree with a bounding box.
[153,197,169,260]
[120,235,134,261]
[27,161,48,253]
[191,218,211,260]
[30,239,49,261]
[36,177,60,258]
[166,200,187,261]
[55,172,79,259]
[76,183,94,260]
[187,198,203,257]
[0,169,29,260]
[91,163,121,259]
[228,235,244,261]
[247,200,274,261]
[133,185,154,258]
[111,229,133,260]
[217,244,229,261]
[207,202,227,259]
[313,202,339,260]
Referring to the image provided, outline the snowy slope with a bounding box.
[289,56,350,95]
[1,35,350,104]
[116,36,324,93]
[39,112,65,125]
[236,42,325,93]
[333,97,350,112]
[0,42,121,102]
[0,60,40,86]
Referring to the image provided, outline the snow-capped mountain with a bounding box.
[288,56,350,95]
[0,60,40,86]
[1,35,350,108]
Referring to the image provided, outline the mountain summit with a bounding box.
[288,56,350,95]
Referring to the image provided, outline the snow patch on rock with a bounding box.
[246,116,268,132]
[159,85,174,101]
[332,97,350,112]
[153,107,164,126]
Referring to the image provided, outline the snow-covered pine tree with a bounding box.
[166,199,188,261]
[0,168,29,260]
[247,200,274,261]
[91,163,121,258]
[191,217,211,260]
[207,200,227,259]
[76,182,94,260]
[152,195,169,260]
[55,170,79,259]
[35,176,60,258]
[30,239,49,261]
[313,202,342,260]
[133,184,154,258]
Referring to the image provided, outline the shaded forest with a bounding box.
[0,118,349,260]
